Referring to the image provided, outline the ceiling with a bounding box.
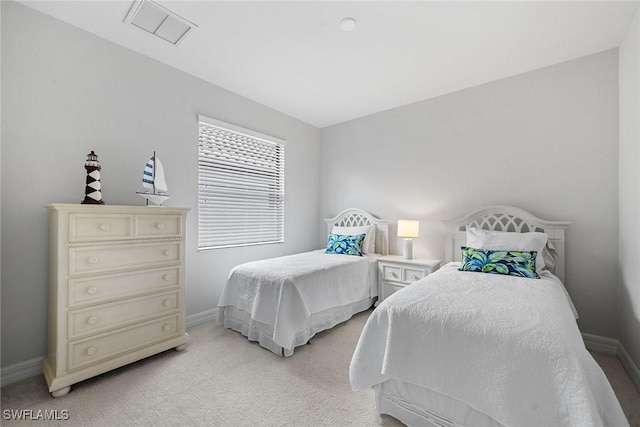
[19,0,640,128]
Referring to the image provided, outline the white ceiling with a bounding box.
[19,0,640,128]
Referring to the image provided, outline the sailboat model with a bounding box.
[137,152,170,206]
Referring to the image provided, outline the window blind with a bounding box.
[197,115,286,250]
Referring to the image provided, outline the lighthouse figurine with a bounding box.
[82,151,105,205]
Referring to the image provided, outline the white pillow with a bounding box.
[332,225,376,254]
[465,227,548,272]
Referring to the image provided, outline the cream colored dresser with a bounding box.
[43,204,189,397]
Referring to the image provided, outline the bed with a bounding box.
[349,206,628,427]
[216,208,388,356]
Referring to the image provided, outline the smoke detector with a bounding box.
[124,0,197,45]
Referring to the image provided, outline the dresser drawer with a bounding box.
[136,215,183,239]
[68,267,180,308]
[69,242,181,276]
[68,291,180,339]
[68,315,180,371]
[69,214,134,242]
[381,264,402,282]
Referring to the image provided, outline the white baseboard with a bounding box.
[1,356,44,387]
[1,308,219,387]
[185,307,218,328]
[583,332,640,392]
[582,332,619,355]
[617,342,640,392]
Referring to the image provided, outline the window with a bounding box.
[197,115,286,250]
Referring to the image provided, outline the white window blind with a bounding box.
[198,115,286,250]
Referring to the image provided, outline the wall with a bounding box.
[618,7,640,373]
[320,50,620,338]
[1,2,321,367]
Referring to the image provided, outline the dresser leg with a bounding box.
[51,386,71,398]
[175,344,186,352]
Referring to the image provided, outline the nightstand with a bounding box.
[376,256,441,304]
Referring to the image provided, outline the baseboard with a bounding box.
[582,332,619,355]
[185,307,218,328]
[617,342,640,392]
[1,356,44,387]
[583,332,640,393]
[1,308,219,387]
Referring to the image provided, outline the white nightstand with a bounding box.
[376,256,441,305]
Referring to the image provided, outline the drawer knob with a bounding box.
[87,316,98,325]
[86,347,97,356]
[156,223,165,230]
[163,274,172,282]
[411,274,419,280]
[163,249,173,257]
[389,271,398,278]
[100,223,111,231]
[163,299,172,307]
[88,256,99,264]
[163,324,172,332]
[87,287,98,295]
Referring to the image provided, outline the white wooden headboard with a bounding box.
[324,208,389,256]
[442,206,571,282]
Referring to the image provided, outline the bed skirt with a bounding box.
[374,380,505,427]
[218,297,374,356]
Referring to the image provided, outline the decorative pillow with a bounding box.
[459,246,540,279]
[465,227,548,273]
[332,225,376,254]
[325,233,366,256]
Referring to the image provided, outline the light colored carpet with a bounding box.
[1,308,638,426]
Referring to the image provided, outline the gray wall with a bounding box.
[1,2,321,366]
[618,8,640,372]
[320,49,620,339]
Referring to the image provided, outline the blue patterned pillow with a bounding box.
[459,246,539,279]
[325,233,365,256]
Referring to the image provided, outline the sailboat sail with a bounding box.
[137,153,170,205]
[152,158,168,193]
[142,158,155,190]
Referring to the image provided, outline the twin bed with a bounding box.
[216,208,388,356]
[217,206,627,426]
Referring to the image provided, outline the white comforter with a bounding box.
[350,263,628,427]
[217,250,374,351]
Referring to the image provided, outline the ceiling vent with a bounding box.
[124,0,197,45]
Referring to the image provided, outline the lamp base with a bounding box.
[402,238,413,259]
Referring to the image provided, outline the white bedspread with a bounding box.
[217,250,374,351]
[350,263,628,427]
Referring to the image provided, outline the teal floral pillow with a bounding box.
[459,246,540,279]
[325,233,365,256]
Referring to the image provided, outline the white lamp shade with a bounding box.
[397,220,419,238]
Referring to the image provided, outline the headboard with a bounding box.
[442,206,571,282]
[324,208,389,256]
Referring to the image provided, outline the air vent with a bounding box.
[124,0,197,45]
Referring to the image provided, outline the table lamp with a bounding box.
[397,220,419,259]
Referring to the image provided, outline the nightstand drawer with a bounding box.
[403,268,427,283]
[382,265,402,282]
[376,257,441,305]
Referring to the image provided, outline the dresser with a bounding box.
[43,204,189,397]
[377,256,441,304]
